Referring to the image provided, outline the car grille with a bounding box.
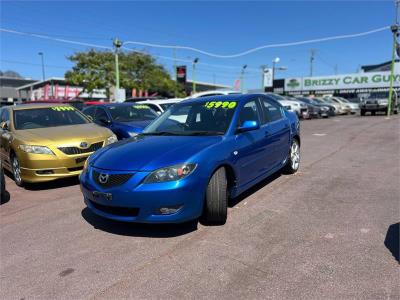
[88,199,139,217]
[58,141,103,155]
[92,170,134,188]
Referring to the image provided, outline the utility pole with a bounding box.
[387,3,399,116]
[310,49,316,77]
[192,58,199,94]
[113,38,122,95]
[38,52,45,81]
[173,48,177,97]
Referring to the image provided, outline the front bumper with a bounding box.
[18,151,91,183]
[80,166,206,223]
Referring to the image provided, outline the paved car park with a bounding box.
[1,115,399,299]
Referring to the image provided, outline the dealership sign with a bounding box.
[285,71,400,92]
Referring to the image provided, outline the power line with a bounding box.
[123,26,390,58]
[0,28,260,73]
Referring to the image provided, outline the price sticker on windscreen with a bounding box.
[134,105,150,109]
[204,101,237,109]
[51,106,75,111]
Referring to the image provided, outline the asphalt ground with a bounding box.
[1,115,399,300]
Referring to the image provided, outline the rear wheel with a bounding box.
[11,154,23,187]
[283,139,300,174]
[202,168,228,225]
[360,109,366,116]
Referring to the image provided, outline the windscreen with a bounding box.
[108,105,158,122]
[143,100,238,136]
[13,107,89,130]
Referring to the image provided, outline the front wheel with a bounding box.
[11,154,24,187]
[283,139,300,174]
[202,167,228,225]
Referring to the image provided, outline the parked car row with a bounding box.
[1,93,303,225]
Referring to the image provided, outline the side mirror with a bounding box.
[284,105,291,110]
[98,118,111,125]
[0,121,9,131]
[237,120,259,133]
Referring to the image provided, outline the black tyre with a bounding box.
[360,109,366,116]
[202,167,228,225]
[283,138,300,174]
[0,166,5,200]
[11,154,23,187]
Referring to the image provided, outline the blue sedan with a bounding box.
[82,103,158,139]
[80,94,300,224]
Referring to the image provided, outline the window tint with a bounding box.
[0,109,9,123]
[94,108,109,122]
[13,108,88,130]
[83,107,96,119]
[238,100,259,126]
[261,98,283,123]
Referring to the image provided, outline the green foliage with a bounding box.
[65,49,185,98]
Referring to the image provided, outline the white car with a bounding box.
[137,98,184,115]
[332,97,359,114]
[265,93,308,118]
[322,96,351,115]
[187,90,242,99]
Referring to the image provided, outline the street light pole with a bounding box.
[240,64,247,93]
[113,38,123,93]
[192,58,199,94]
[387,25,399,116]
[38,52,45,81]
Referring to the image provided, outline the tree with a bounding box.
[65,50,185,98]
[0,70,22,78]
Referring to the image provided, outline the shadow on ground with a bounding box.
[229,171,281,207]
[384,223,399,264]
[5,169,80,191]
[81,208,198,238]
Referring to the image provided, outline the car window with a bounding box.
[144,101,237,136]
[94,107,109,122]
[238,100,260,126]
[83,107,96,119]
[108,105,157,122]
[0,109,9,123]
[13,107,88,130]
[145,103,162,113]
[261,98,283,123]
[198,93,222,98]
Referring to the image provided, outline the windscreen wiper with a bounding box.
[185,131,225,136]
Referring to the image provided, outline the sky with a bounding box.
[0,0,397,90]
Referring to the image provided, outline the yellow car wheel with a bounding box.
[11,154,23,187]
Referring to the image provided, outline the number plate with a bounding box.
[93,191,112,201]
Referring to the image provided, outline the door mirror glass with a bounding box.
[237,120,259,133]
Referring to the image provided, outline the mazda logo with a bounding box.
[80,142,89,148]
[98,173,109,184]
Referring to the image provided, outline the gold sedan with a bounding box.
[0,104,117,186]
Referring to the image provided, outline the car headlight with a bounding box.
[19,145,54,155]
[106,134,118,145]
[144,163,197,183]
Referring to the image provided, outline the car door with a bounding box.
[234,100,266,187]
[260,96,290,169]
[0,108,12,168]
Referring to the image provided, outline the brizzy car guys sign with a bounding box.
[285,70,400,92]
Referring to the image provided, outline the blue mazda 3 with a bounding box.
[80,94,300,224]
[82,103,158,140]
